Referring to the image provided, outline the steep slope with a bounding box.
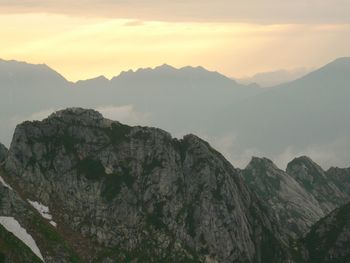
[0,59,73,146]
[302,202,350,263]
[0,167,81,262]
[242,157,324,237]
[0,143,7,163]
[4,108,292,263]
[0,223,42,263]
[326,167,350,196]
[214,57,350,168]
[0,59,70,109]
[286,156,349,213]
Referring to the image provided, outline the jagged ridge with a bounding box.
[3,108,292,263]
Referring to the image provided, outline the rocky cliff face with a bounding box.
[0,143,7,163]
[242,156,350,239]
[302,202,350,263]
[326,167,350,197]
[242,157,324,237]
[3,108,292,263]
[0,167,81,262]
[286,156,350,213]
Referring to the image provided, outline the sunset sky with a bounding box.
[1,1,350,81]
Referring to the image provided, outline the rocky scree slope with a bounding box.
[3,108,293,263]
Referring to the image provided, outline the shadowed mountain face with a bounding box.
[1,57,350,168]
[214,57,350,168]
[0,143,7,163]
[2,108,292,263]
[302,202,350,263]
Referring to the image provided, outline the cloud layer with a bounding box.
[0,0,350,23]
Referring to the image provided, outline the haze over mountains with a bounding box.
[0,57,349,169]
[236,68,311,87]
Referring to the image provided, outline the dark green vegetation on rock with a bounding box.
[0,166,83,263]
[302,202,350,263]
[0,224,42,263]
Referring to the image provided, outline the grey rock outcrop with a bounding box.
[242,157,325,237]
[0,167,81,262]
[326,167,350,196]
[4,108,292,263]
[286,156,350,213]
[0,143,7,163]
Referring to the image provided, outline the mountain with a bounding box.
[1,108,292,263]
[2,108,350,262]
[236,68,310,87]
[242,157,324,237]
[0,143,7,163]
[0,60,261,147]
[286,156,350,213]
[242,156,350,238]
[78,64,261,134]
[0,59,73,148]
[326,166,350,196]
[302,202,350,263]
[0,59,70,110]
[0,167,80,262]
[1,57,350,169]
[214,57,350,168]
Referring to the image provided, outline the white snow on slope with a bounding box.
[0,216,44,262]
[28,200,52,220]
[28,200,57,227]
[0,175,12,190]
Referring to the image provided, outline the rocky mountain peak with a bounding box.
[247,157,278,170]
[286,156,325,182]
[243,156,325,237]
[3,108,292,263]
[48,107,105,123]
[286,156,349,213]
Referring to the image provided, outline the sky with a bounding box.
[1,1,350,81]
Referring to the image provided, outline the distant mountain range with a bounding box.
[236,68,311,87]
[214,57,350,168]
[0,57,349,169]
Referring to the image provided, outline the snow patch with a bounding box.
[0,216,44,261]
[28,200,52,220]
[0,175,12,190]
[28,200,57,228]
